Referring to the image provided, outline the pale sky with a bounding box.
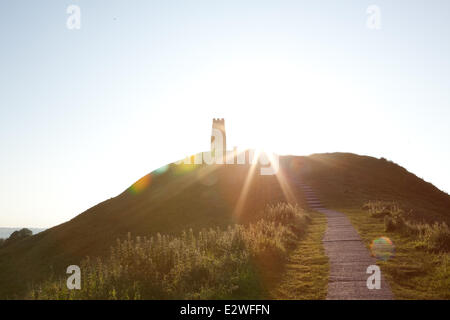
[1,0,449,227]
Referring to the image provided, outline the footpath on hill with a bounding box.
[299,183,393,300]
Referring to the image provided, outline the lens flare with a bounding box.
[172,155,201,175]
[129,174,152,195]
[173,163,198,175]
[370,237,395,261]
[154,164,169,175]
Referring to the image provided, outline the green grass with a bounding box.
[343,208,450,300]
[270,211,329,300]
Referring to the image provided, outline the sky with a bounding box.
[0,0,449,228]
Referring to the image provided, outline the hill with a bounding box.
[297,153,450,223]
[0,152,448,298]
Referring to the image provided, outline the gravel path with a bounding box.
[299,184,393,300]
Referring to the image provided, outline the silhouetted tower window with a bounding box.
[211,118,226,163]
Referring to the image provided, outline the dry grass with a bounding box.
[30,203,310,300]
[345,205,450,299]
[364,202,450,253]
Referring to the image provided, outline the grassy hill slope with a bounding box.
[0,161,297,298]
[295,153,450,223]
[0,153,448,298]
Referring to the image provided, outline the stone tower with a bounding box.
[211,118,226,163]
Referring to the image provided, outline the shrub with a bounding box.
[384,215,395,232]
[384,212,407,232]
[421,223,450,253]
[4,228,33,246]
[31,203,309,300]
[363,200,401,218]
[259,203,310,234]
[375,201,450,253]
